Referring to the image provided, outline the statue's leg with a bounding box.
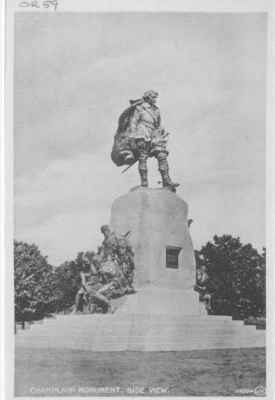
[137,139,149,187]
[92,292,111,313]
[85,288,95,313]
[72,288,84,313]
[157,152,179,190]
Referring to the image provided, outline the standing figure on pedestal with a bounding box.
[100,225,119,260]
[111,90,179,191]
[100,225,135,294]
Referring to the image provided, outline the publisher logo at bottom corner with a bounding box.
[235,386,265,396]
[254,385,265,396]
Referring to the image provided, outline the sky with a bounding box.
[14,13,267,266]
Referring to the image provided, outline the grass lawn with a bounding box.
[15,347,265,396]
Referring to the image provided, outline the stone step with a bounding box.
[15,313,257,339]
[19,321,259,335]
[15,312,265,351]
[16,334,262,346]
[50,313,238,320]
[15,329,264,341]
[19,327,263,337]
[16,336,265,351]
[17,322,256,339]
[28,314,246,325]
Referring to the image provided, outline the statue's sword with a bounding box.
[121,160,137,174]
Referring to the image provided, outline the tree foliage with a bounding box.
[14,241,58,323]
[14,240,96,321]
[195,235,265,318]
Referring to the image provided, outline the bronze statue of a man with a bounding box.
[111,91,179,191]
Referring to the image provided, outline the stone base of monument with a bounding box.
[116,285,206,316]
[15,312,265,351]
[15,188,265,351]
[111,188,196,289]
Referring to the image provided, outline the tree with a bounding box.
[252,247,266,317]
[14,240,57,326]
[53,260,80,311]
[195,235,266,318]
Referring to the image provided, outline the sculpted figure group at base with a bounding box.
[111,90,179,191]
[73,225,135,314]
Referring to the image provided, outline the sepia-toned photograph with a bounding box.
[7,3,269,397]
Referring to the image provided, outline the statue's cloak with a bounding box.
[111,99,142,167]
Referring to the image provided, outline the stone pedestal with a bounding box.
[110,187,195,290]
[111,187,206,316]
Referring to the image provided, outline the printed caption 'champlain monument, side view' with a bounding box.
[16,90,265,351]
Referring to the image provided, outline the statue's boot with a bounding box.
[158,154,179,191]
[161,172,180,192]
